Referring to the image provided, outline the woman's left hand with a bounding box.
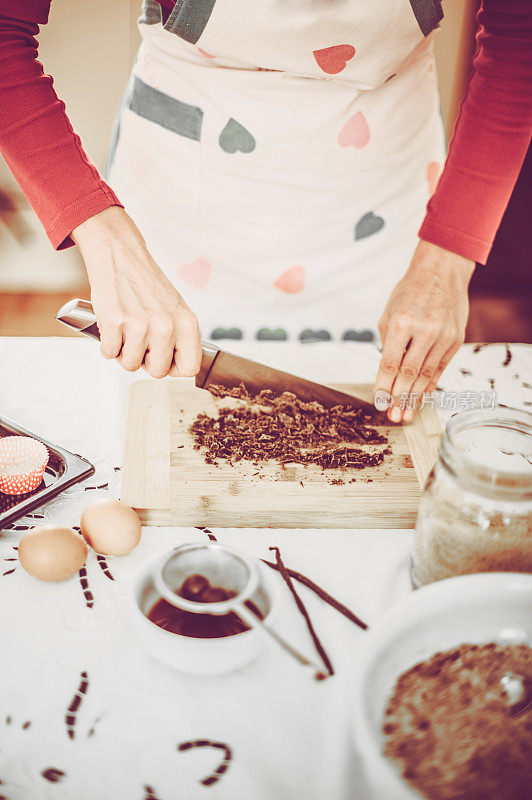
[374,240,475,423]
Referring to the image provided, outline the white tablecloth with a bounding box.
[0,338,530,800]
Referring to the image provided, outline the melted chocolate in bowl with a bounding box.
[146,572,264,639]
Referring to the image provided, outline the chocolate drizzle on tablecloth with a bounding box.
[191,384,388,470]
[41,767,65,783]
[4,716,30,729]
[2,546,18,576]
[73,526,116,584]
[96,554,115,581]
[1,511,44,535]
[195,526,217,542]
[503,344,512,366]
[78,567,94,608]
[65,671,88,740]
[177,740,232,787]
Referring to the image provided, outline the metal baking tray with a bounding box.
[0,415,95,529]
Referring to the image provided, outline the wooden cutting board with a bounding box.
[121,380,442,528]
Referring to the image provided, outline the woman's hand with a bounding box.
[72,207,202,378]
[374,240,475,423]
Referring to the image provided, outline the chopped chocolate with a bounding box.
[191,385,388,471]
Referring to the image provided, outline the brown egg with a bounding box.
[80,498,141,556]
[19,525,88,582]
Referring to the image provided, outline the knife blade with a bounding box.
[56,299,391,425]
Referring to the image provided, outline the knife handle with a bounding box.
[55,298,218,386]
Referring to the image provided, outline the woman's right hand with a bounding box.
[72,206,202,379]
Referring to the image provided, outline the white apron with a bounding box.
[108,0,446,343]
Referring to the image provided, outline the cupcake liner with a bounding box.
[0,436,49,495]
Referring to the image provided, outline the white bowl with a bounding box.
[351,572,532,800]
[129,554,279,676]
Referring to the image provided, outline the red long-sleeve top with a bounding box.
[0,0,531,263]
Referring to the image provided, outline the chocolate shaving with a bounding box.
[270,546,333,679]
[191,384,388,470]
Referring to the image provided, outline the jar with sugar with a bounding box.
[412,407,532,587]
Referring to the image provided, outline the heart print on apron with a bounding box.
[108,0,446,343]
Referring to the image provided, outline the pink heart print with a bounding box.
[338,111,370,149]
[313,45,356,75]
[426,161,441,195]
[178,258,212,289]
[273,265,305,294]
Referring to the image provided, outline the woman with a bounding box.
[0,1,530,422]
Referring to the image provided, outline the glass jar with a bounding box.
[412,407,532,588]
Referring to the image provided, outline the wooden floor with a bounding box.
[0,289,530,343]
[0,287,90,337]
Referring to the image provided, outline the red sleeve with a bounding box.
[419,0,532,265]
[0,1,122,250]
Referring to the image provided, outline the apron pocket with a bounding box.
[128,76,203,142]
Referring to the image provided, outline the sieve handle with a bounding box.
[235,601,327,680]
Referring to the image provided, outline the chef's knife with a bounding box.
[56,299,391,425]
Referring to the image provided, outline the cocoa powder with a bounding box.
[383,643,532,800]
